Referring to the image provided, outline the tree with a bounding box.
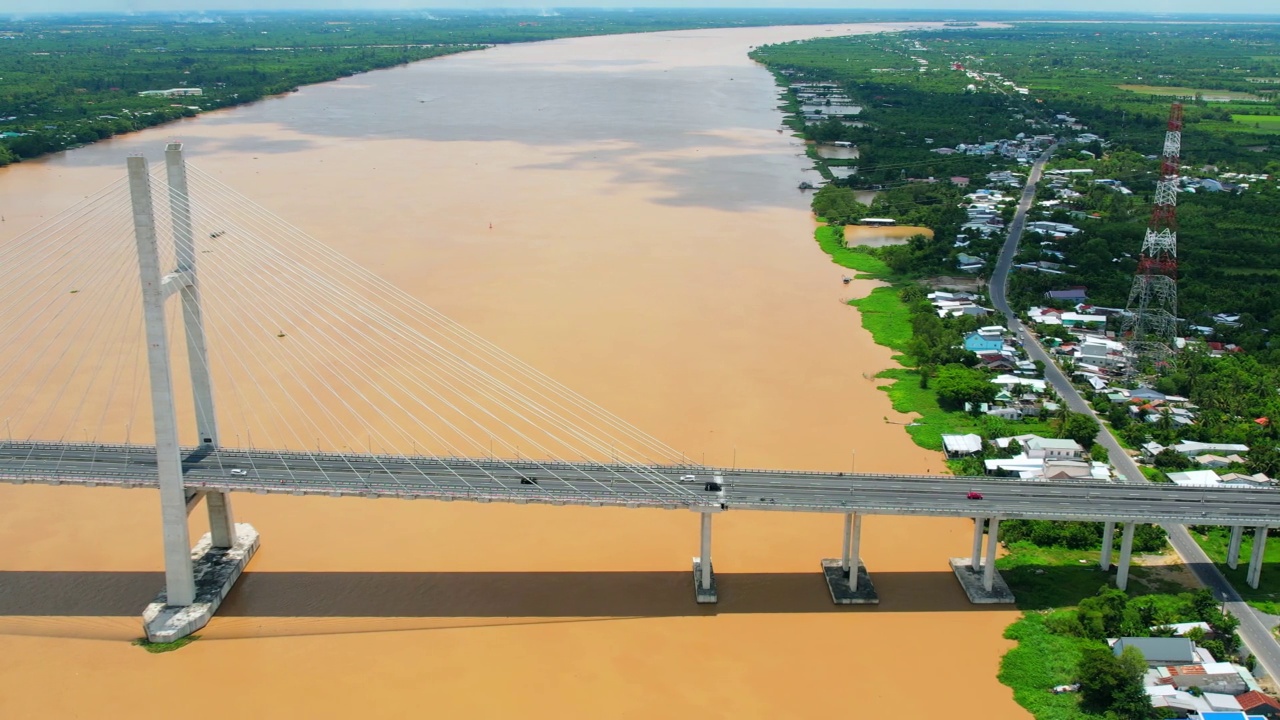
[1154,449,1192,470]
[1090,443,1109,464]
[1055,411,1101,447]
[1246,445,1280,477]
[1077,645,1159,719]
[933,364,998,411]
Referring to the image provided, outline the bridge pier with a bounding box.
[821,512,878,604]
[692,508,718,603]
[1248,526,1269,590]
[970,517,984,572]
[1228,525,1244,570]
[1100,521,1115,571]
[950,517,1014,604]
[1115,522,1136,591]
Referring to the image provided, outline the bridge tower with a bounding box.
[127,144,259,642]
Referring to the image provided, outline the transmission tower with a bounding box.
[1123,102,1182,373]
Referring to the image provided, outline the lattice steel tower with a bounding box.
[1123,103,1182,370]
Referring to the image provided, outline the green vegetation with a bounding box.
[132,635,198,653]
[1191,526,1280,614]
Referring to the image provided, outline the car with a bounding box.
[229,468,247,476]
[680,474,697,483]
[967,491,983,500]
[704,481,722,492]
[519,476,538,485]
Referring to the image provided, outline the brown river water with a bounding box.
[0,24,1024,719]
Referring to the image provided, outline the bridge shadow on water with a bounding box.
[0,569,1017,618]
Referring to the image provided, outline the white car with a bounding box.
[229,469,248,476]
[680,474,697,483]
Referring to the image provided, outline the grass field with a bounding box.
[1191,526,1280,614]
[1117,84,1268,102]
[1232,114,1280,134]
[814,224,892,278]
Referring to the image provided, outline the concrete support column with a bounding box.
[699,511,713,591]
[841,513,853,574]
[983,518,1001,592]
[1115,523,1136,591]
[971,517,985,572]
[1100,522,1116,571]
[128,155,195,607]
[206,492,236,549]
[1228,525,1245,571]
[847,513,863,591]
[1248,526,1269,590]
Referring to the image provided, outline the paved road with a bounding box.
[2,442,1279,526]
[989,148,1280,680]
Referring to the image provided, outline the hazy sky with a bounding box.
[6,1,1278,17]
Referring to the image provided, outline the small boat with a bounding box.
[841,276,852,285]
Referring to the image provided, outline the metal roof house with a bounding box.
[1113,637,1196,666]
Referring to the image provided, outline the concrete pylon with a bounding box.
[128,155,196,608]
[1100,522,1115,571]
[692,509,717,603]
[1228,525,1244,570]
[165,143,234,549]
[1115,523,1136,591]
[970,517,985,572]
[1248,526,1269,590]
[130,148,259,642]
[983,518,1001,592]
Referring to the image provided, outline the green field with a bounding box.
[1192,527,1280,614]
[1117,84,1269,102]
[1231,114,1280,132]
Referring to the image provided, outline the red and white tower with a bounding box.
[1123,103,1182,369]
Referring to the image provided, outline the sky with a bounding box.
[6,0,1277,16]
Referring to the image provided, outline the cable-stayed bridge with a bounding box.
[1,145,1274,641]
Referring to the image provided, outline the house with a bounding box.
[1218,472,1273,487]
[1152,621,1213,637]
[1025,437,1084,460]
[1114,637,1196,666]
[1142,441,1167,458]
[1153,662,1250,694]
[964,332,1004,354]
[1061,312,1107,329]
[1042,460,1093,480]
[1166,470,1228,487]
[1145,686,1242,717]
[991,374,1047,392]
[1045,288,1088,302]
[1196,454,1246,469]
[1237,691,1280,718]
[942,434,984,457]
[957,253,986,272]
[980,355,1016,372]
[1173,441,1250,457]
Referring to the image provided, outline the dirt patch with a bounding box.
[1135,553,1202,591]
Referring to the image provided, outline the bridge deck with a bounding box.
[0,442,1275,526]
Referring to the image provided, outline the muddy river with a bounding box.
[0,23,1024,719]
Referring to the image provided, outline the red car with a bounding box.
[966,491,984,500]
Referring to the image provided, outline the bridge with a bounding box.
[0,144,1273,641]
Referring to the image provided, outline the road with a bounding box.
[2,442,1280,526]
[989,146,1280,680]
